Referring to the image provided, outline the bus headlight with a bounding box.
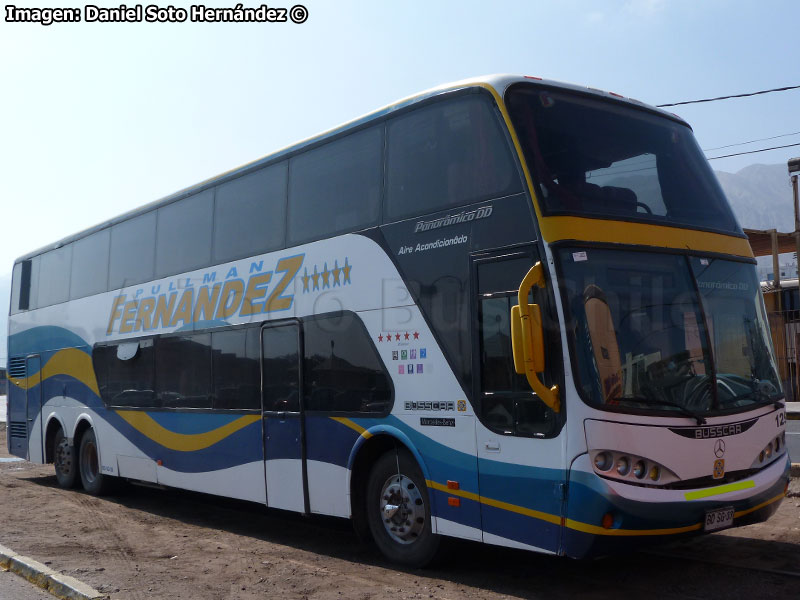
[589,451,675,485]
[594,452,613,471]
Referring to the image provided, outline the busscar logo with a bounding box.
[668,418,757,440]
[405,401,455,412]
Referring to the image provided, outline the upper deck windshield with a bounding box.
[506,84,742,235]
[558,248,782,417]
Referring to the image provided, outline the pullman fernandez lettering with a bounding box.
[106,255,303,334]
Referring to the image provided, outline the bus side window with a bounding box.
[212,328,261,410]
[288,127,382,246]
[37,245,71,308]
[155,333,213,408]
[385,94,522,222]
[303,312,392,414]
[93,340,157,408]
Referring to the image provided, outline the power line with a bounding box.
[657,84,800,107]
[704,131,800,152]
[706,142,800,161]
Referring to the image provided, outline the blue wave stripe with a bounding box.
[9,326,90,356]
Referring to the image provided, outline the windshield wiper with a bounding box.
[615,395,707,425]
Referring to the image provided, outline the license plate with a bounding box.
[704,506,735,532]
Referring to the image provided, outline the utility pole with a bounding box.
[791,158,800,279]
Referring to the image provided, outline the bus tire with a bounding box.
[366,449,440,567]
[53,428,78,489]
[78,428,112,496]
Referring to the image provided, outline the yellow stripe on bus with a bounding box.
[9,348,100,396]
[684,480,756,501]
[427,478,784,537]
[329,417,373,439]
[116,411,260,452]
[536,216,754,257]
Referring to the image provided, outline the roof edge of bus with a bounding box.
[11,74,683,265]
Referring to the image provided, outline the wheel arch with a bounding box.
[43,414,67,463]
[72,414,96,450]
[347,427,431,540]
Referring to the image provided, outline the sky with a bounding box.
[1,0,799,365]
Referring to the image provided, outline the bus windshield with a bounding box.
[558,247,782,416]
[506,84,741,235]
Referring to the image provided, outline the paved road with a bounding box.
[788,418,800,462]
[0,569,53,600]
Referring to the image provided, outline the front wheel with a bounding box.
[79,428,113,496]
[366,449,440,567]
[53,428,78,489]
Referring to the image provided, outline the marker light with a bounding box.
[765,444,773,459]
[602,513,614,529]
[633,461,646,479]
[759,451,765,463]
[616,457,630,477]
[594,452,613,471]
[649,466,660,481]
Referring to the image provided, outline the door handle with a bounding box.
[485,441,501,452]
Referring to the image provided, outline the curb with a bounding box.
[0,544,107,600]
[792,464,800,479]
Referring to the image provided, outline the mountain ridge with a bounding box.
[715,163,795,231]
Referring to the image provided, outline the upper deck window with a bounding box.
[506,84,741,235]
[288,126,383,245]
[385,94,522,221]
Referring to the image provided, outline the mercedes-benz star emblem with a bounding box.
[714,439,726,458]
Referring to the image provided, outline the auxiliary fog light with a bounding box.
[616,456,631,477]
[649,466,661,481]
[632,460,646,479]
[602,512,615,529]
[594,452,613,471]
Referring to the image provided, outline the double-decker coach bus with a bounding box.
[6,75,789,566]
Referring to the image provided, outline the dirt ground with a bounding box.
[1,423,800,600]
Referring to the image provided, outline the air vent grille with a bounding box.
[8,421,27,439]
[7,357,26,379]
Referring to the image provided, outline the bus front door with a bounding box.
[473,248,564,554]
[261,322,309,514]
[25,355,43,462]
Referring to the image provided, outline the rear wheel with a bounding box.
[366,449,440,567]
[53,428,78,489]
[79,428,113,495]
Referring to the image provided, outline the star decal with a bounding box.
[332,260,341,286]
[301,268,310,293]
[311,265,320,291]
[342,258,352,285]
[321,262,331,289]
[413,331,419,340]
[378,334,384,342]
[404,332,410,340]
[395,333,401,341]
[384,334,392,343]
